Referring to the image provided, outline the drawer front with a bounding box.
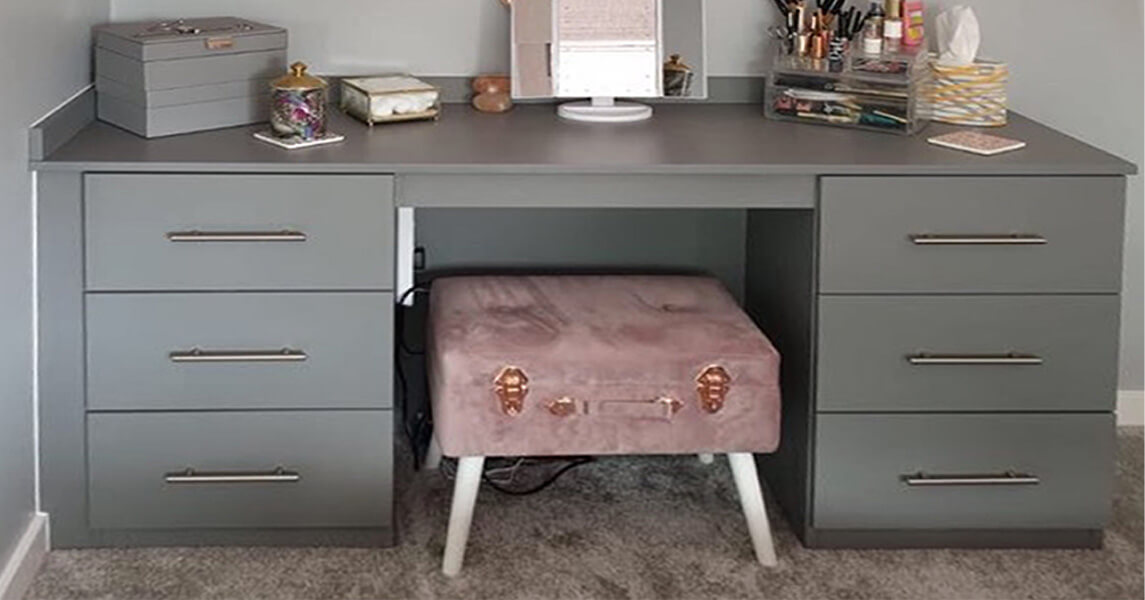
[87,293,393,410]
[88,411,392,530]
[817,295,1120,412]
[85,174,394,291]
[814,413,1115,530]
[819,177,1125,293]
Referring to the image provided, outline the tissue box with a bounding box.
[94,18,287,138]
[921,59,1008,127]
[340,76,441,126]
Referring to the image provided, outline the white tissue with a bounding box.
[935,6,980,67]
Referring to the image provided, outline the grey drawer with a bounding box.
[819,177,1125,293]
[817,295,1120,412]
[87,293,393,410]
[85,174,394,291]
[88,411,392,530]
[813,413,1115,530]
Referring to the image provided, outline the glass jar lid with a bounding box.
[664,54,692,73]
[272,62,327,91]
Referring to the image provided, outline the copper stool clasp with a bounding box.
[696,365,731,414]
[494,366,529,416]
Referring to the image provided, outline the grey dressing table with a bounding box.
[31,100,1135,550]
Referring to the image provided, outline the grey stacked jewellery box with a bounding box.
[94,18,287,138]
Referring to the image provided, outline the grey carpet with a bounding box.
[27,429,1143,600]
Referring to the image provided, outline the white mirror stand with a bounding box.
[557,97,654,123]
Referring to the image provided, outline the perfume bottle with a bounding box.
[883,0,903,51]
[862,16,883,55]
[867,1,886,37]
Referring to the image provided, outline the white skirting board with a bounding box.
[1118,390,1145,427]
[0,513,48,600]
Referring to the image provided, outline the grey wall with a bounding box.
[108,0,1144,390]
[0,0,110,570]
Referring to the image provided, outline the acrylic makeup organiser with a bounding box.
[765,43,929,135]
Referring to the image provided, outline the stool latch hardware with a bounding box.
[547,396,578,417]
[659,396,684,417]
[581,396,683,420]
[494,366,529,416]
[696,365,731,413]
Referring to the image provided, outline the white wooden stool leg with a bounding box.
[698,453,715,465]
[442,456,485,577]
[424,435,443,471]
[727,452,778,567]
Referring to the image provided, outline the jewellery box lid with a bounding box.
[95,17,287,62]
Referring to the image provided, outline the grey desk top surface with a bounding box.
[33,103,1136,176]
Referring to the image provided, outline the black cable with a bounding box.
[395,286,430,356]
[394,342,417,450]
[396,286,427,306]
[394,285,431,465]
[480,457,595,496]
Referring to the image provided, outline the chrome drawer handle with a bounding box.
[166,230,308,242]
[903,471,1040,487]
[165,467,301,484]
[169,347,308,363]
[907,353,1043,366]
[909,233,1047,245]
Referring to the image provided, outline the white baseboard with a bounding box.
[0,513,48,600]
[1118,390,1144,427]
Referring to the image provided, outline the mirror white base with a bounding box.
[558,98,653,123]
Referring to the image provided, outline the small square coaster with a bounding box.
[253,131,345,150]
[928,130,1027,156]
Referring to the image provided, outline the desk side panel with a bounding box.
[745,208,818,540]
[37,171,90,547]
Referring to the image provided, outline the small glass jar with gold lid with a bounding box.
[270,62,328,140]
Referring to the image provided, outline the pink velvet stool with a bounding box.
[426,275,782,576]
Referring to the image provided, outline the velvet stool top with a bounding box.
[427,275,783,458]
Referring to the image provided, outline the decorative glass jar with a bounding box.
[270,62,328,140]
[663,54,694,97]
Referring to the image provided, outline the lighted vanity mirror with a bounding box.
[510,0,708,103]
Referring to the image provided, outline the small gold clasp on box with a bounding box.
[205,37,235,50]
